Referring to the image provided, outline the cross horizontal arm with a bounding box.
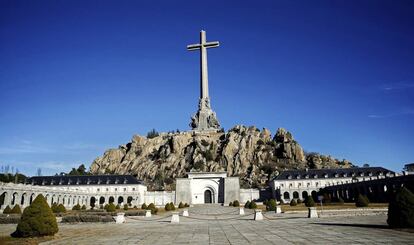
[187,44,201,51]
[204,41,219,48]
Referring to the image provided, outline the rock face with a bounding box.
[90,126,353,190]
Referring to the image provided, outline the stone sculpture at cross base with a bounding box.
[190,97,220,130]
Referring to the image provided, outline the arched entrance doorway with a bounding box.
[204,190,212,204]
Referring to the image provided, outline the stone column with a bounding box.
[254,209,263,221]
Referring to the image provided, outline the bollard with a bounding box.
[116,212,126,224]
[145,210,152,217]
[308,207,318,218]
[182,209,189,217]
[275,205,282,214]
[254,209,263,221]
[171,212,180,223]
[239,207,245,215]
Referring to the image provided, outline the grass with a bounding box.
[279,202,388,212]
[0,235,56,245]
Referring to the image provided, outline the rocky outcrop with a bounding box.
[90,126,353,190]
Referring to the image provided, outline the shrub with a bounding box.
[3,205,12,214]
[81,205,87,210]
[115,204,121,209]
[165,203,171,211]
[297,199,303,204]
[12,194,58,238]
[233,200,240,207]
[387,187,414,228]
[355,194,369,207]
[72,204,81,211]
[184,203,189,207]
[229,202,233,207]
[279,199,284,205]
[57,204,66,213]
[304,196,315,207]
[124,204,128,211]
[141,203,147,210]
[0,215,21,224]
[249,201,257,209]
[10,205,22,214]
[266,199,277,211]
[178,202,185,209]
[290,199,297,206]
[169,202,176,211]
[147,203,158,214]
[105,203,116,212]
[338,197,345,204]
[244,201,251,208]
[133,205,137,209]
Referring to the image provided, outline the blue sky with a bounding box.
[0,0,413,176]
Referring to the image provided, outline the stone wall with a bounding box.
[144,191,175,206]
[240,188,260,204]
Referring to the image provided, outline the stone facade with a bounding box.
[270,167,395,202]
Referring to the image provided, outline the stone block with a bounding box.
[182,209,189,217]
[308,207,318,218]
[171,212,180,223]
[145,210,152,217]
[276,205,282,214]
[239,207,245,215]
[116,213,125,224]
[254,209,263,220]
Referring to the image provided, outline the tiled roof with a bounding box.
[273,167,394,180]
[26,175,143,186]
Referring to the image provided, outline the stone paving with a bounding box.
[0,205,413,244]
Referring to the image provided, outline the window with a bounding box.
[298,183,302,187]
[97,188,100,192]
[106,188,109,191]
[307,182,310,187]
[280,184,284,187]
[124,188,127,192]
[115,188,118,191]
[132,188,136,191]
[316,182,319,187]
[289,183,293,187]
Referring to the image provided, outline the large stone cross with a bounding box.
[187,30,221,131]
[187,30,219,99]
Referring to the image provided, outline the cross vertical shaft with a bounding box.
[200,30,209,99]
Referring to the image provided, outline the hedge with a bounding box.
[62,215,114,223]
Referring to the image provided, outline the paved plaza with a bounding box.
[0,205,413,244]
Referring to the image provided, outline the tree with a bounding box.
[387,187,414,228]
[147,129,159,139]
[11,204,22,214]
[304,196,315,207]
[232,200,240,207]
[355,194,369,207]
[266,199,277,211]
[290,199,297,206]
[12,194,58,237]
[3,205,12,214]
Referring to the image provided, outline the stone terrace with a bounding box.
[0,205,412,244]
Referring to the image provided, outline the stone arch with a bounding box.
[90,197,96,207]
[21,193,27,206]
[127,196,133,205]
[302,191,308,199]
[11,192,19,205]
[293,191,299,199]
[109,196,115,204]
[29,193,36,205]
[311,191,317,201]
[0,192,8,207]
[118,196,124,204]
[99,196,105,205]
[283,192,290,200]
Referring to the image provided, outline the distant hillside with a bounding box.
[90,125,353,190]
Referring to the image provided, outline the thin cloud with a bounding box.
[380,81,414,91]
[368,108,414,119]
